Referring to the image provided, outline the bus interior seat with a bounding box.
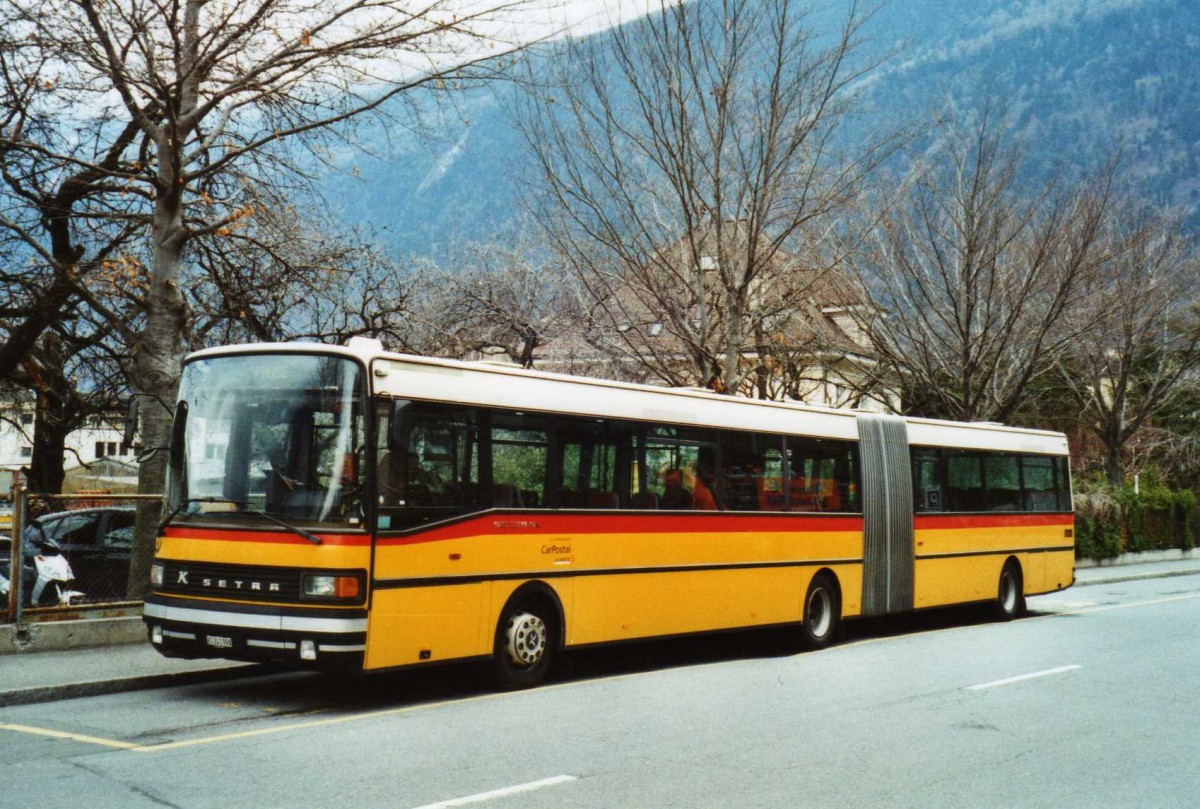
[630,491,659,509]
[587,490,619,509]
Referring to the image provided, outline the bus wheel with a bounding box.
[800,573,840,649]
[492,598,557,690]
[995,561,1026,621]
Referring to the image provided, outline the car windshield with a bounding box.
[171,353,366,528]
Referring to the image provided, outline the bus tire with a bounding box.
[492,595,558,690]
[995,560,1025,621]
[800,572,840,649]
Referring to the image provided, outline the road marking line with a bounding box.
[408,775,577,809]
[0,722,142,750]
[966,664,1081,691]
[1060,592,1200,615]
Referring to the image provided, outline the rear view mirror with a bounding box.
[122,398,140,452]
[388,400,413,453]
[166,401,188,508]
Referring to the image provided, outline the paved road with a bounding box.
[2,576,1198,808]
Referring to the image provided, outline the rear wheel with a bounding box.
[800,573,841,649]
[492,597,558,690]
[995,560,1025,620]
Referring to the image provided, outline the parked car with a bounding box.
[22,506,137,601]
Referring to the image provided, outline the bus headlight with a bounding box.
[301,573,361,600]
[150,563,164,586]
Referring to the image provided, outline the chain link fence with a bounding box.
[4,487,162,623]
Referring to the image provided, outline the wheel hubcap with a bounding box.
[808,589,831,638]
[1001,573,1017,612]
[505,611,547,667]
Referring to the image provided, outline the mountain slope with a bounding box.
[314,0,1199,258]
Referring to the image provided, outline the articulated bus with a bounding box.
[144,338,1075,687]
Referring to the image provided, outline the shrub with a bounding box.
[1073,483,1199,560]
[1074,491,1123,560]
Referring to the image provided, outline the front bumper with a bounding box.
[143,594,366,667]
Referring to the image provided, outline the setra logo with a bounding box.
[175,570,281,593]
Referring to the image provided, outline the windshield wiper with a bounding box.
[158,496,232,535]
[242,508,323,546]
[161,497,322,546]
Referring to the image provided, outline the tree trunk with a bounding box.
[28,397,68,495]
[21,336,77,495]
[126,193,189,599]
[1104,443,1124,487]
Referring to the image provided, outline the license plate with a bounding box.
[206,635,233,649]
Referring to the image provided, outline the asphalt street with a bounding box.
[1,574,1198,808]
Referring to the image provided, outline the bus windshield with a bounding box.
[171,353,366,528]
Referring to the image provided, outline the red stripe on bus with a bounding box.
[913,513,1073,530]
[379,512,864,546]
[161,526,370,546]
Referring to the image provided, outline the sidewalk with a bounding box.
[0,646,262,707]
[1073,554,1200,586]
[2,556,1199,708]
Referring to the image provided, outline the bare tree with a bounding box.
[1054,207,1200,485]
[10,332,127,494]
[406,232,582,367]
[845,106,1119,422]
[519,0,897,393]
[1,0,543,597]
[188,185,411,347]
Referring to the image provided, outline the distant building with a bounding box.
[0,403,135,498]
[537,220,895,412]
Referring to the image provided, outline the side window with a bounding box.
[985,454,1021,511]
[558,418,629,509]
[490,412,548,508]
[1055,456,1073,512]
[787,436,859,512]
[642,426,719,511]
[722,432,787,512]
[945,452,983,512]
[912,447,944,512]
[377,402,480,529]
[102,527,134,549]
[52,514,98,545]
[1022,456,1057,512]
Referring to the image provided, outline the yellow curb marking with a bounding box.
[0,722,141,750]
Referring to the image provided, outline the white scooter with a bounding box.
[27,537,85,607]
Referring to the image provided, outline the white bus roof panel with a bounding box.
[185,343,1070,453]
[372,356,862,440]
[906,418,1068,455]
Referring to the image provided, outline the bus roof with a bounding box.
[185,340,1069,455]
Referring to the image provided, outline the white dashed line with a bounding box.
[408,775,578,809]
[966,664,1081,691]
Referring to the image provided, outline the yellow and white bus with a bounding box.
[144,338,1074,687]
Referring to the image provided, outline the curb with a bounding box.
[3,615,146,655]
[0,663,272,708]
[1073,567,1200,587]
[1075,548,1200,569]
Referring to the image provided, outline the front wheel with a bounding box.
[995,561,1025,621]
[799,573,841,649]
[492,597,558,690]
